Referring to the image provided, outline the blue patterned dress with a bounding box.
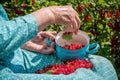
[0,4,118,80]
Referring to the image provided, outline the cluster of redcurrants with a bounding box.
[77,4,120,26]
[35,59,93,75]
[4,0,35,15]
[63,44,84,50]
[111,35,120,56]
[4,4,28,15]
[77,4,92,22]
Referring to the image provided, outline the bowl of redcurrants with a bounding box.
[46,30,99,60]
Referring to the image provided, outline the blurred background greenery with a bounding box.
[1,0,120,79]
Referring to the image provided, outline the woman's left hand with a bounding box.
[21,31,56,54]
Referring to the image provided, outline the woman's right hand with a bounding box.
[32,6,81,32]
[48,6,81,32]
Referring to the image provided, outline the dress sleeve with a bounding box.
[0,14,38,59]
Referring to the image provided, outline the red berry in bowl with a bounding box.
[63,43,84,50]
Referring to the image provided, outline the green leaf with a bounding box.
[46,70,53,74]
[62,33,72,42]
[98,0,108,6]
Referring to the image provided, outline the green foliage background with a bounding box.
[1,0,120,79]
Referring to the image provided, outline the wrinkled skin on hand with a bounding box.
[21,31,56,54]
[32,6,81,32]
[49,6,81,32]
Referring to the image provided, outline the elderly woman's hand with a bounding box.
[48,6,81,32]
[21,31,56,54]
[32,6,81,32]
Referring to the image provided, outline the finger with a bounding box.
[49,35,56,42]
[72,17,76,30]
[43,43,48,48]
[51,42,55,48]
[69,7,80,30]
[50,31,57,35]
[70,14,80,32]
[35,32,45,41]
[72,11,81,29]
[64,12,77,31]
[64,24,73,32]
[75,15,81,29]
[72,16,79,31]
[41,32,56,41]
[41,47,55,54]
[73,9,79,16]
[66,5,79,17]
